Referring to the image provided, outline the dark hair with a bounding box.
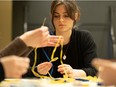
[51,0,80,28]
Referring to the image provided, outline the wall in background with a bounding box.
[13,1,116,58]
[0,1,12,50]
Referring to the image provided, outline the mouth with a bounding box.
[59,24,65,27]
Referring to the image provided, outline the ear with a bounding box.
[75,13,78,21]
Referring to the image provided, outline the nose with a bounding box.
[59,17,64,22]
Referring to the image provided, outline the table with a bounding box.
[0,78,115,87]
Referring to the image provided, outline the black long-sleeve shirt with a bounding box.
[29,28,97,78]
[0,28,97,81]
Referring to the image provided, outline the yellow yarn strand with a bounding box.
[48,72,55,80]
[31,36,68,80]
[31,48,48,78]
[60,39,68,78]
[31,48,56,79]
[31,18,64,79]
[51,36,61,60]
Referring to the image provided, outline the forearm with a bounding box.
[73,69,86,78]
[20,47,33,57]
[0,37,32,58]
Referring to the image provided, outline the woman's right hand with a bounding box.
[37,62,52,75]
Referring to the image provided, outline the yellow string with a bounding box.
[31,17,60,79]
[51,36,62,60]
[60,39,68,78]
[48,72,55,80]
[31,36,68,80]
[31,48,57,79]
[50,36,68,78]
[31,48,48,78]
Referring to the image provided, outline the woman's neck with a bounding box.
[56,30,72,45]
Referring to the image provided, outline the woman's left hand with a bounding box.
[58,64,74,78]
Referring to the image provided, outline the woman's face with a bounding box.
[53,5,74,33]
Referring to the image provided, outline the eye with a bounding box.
[54,15,59,18]
[64,15,69,17]
[54,14,59,18]
[64,14,69,18]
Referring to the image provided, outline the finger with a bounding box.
[68,73,73,78]
[38,62,52,68]
[49,35,63,39]
[39,63,52,71]
[58,67,64,72]
[49,36,60,41]
[21,58,30,68]
[38,66,51,74]
[37,62,52,74]
[12,71,23,78]
[58,64,65,68]
[58,64,70,68]
[16,64,29,75]
[15,59,29,75]
[58,66,68,73]
[42,35,62,47]
[20,68,28,75]
[43,30,49,36]
[47,36,60,45]
[59,68,72,75]
[47,42,60,47]
[40,26,48,31]
[49,35,64,44]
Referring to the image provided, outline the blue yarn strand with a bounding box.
[42,49,53,75]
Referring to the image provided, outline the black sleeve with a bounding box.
[80,30,97,76]
[22,67,41,78]
[22,68,36,78]
[0,62,5,82]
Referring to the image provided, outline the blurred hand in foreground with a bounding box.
[92,58,116,86]
[20,26,63,48]
[1,55,30,78]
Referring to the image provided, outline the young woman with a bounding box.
[29,0,97,78]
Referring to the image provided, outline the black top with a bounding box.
[28,28,97,78]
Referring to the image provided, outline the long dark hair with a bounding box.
[51,0,80,29]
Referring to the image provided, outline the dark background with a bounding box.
[12,1,116,59]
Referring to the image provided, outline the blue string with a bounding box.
[42,49,53,75]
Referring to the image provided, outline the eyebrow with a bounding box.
[54,12,68,14]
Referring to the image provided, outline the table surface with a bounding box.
[0,78,115,87]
